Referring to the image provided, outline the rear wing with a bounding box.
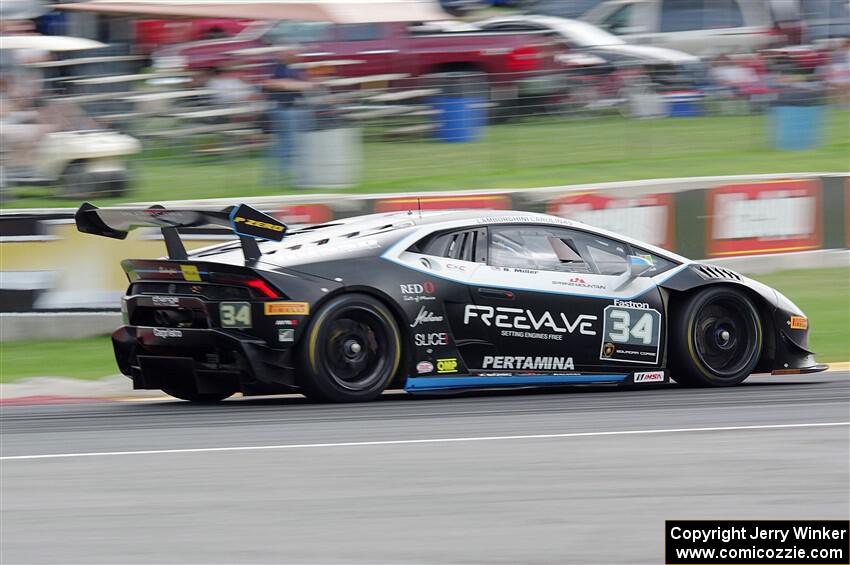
[74,202,287,261]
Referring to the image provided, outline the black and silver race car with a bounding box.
[75,202,827,402]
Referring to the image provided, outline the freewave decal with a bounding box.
[464,305,597,338]
[482,356,574,370]
[599,303,662,364]
[410,307,444,328]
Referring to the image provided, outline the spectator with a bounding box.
[207,66,257,106]
[263,44,314,185]
[821,39,850,107]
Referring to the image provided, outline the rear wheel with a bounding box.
[670,287,762,387]
[299,294,401,402]
[162,386,234,402]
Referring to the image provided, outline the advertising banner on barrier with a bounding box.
[546,192,675,250]
[706,179,821,257]
[374,194,511,213]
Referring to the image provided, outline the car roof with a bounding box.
[281,209,689,264]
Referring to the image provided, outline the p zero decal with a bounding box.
[229,204,288,242]
[548,192,675,250]
[599,303,662,365]
[706,179,822,257]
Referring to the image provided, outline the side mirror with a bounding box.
[609,255,654,291]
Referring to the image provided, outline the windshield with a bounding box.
[555,19,626,47]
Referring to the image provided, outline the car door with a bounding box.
[462,224,666,372]
[328,23,400,78]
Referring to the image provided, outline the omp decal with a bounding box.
[790,316,808,330]
[264,302,310,316]
[436,358,457,373]
[180,265,202,282]
[405,373,626,391]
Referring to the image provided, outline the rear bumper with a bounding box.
[113,325,297,395]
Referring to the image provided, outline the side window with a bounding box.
[417,229,487,263]
[265,20,333,44]
[630,247,679,276]
[661,0,745,32]
[337,23,384,41]
[488,226,629,275]
[603,4,635,33]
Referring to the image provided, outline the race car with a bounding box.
[75,202,827,402]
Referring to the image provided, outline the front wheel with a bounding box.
[298,294,401,402]
[669,287,762,387]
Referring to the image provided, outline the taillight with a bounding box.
[507,46,541,73]
[244,278,280,298]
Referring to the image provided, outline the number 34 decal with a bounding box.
[600,306,662,364]
[607,309,655,344]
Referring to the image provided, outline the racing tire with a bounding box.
[298,293,402,403]
[161,386,234,402]
[669,287,762,387]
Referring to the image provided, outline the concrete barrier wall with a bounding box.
[1,172,847,341]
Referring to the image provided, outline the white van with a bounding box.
[582,0,804,56]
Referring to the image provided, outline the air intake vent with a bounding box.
[693,264,742,281]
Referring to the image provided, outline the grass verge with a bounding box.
[1,267,846,383]
[4,110,849,208]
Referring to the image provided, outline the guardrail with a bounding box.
[1,172,847,321]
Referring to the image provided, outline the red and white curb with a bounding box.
[2,364,848,406]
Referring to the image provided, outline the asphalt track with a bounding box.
[1,372,849,564]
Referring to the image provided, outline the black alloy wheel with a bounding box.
[670,287,762,387]
[299,294,401,402]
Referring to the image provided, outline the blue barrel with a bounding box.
[662,91,705,117]
[432,95,486,143]
[769,105,825,151]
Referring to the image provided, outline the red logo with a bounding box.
[423,281,436,294]
[569,277,586,285]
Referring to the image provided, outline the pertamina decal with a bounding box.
[264,302,310,316]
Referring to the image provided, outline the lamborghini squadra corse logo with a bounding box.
[602,342,615,358]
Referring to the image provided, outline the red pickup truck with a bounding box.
[135,19,254,54]
[153,20,568,102]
